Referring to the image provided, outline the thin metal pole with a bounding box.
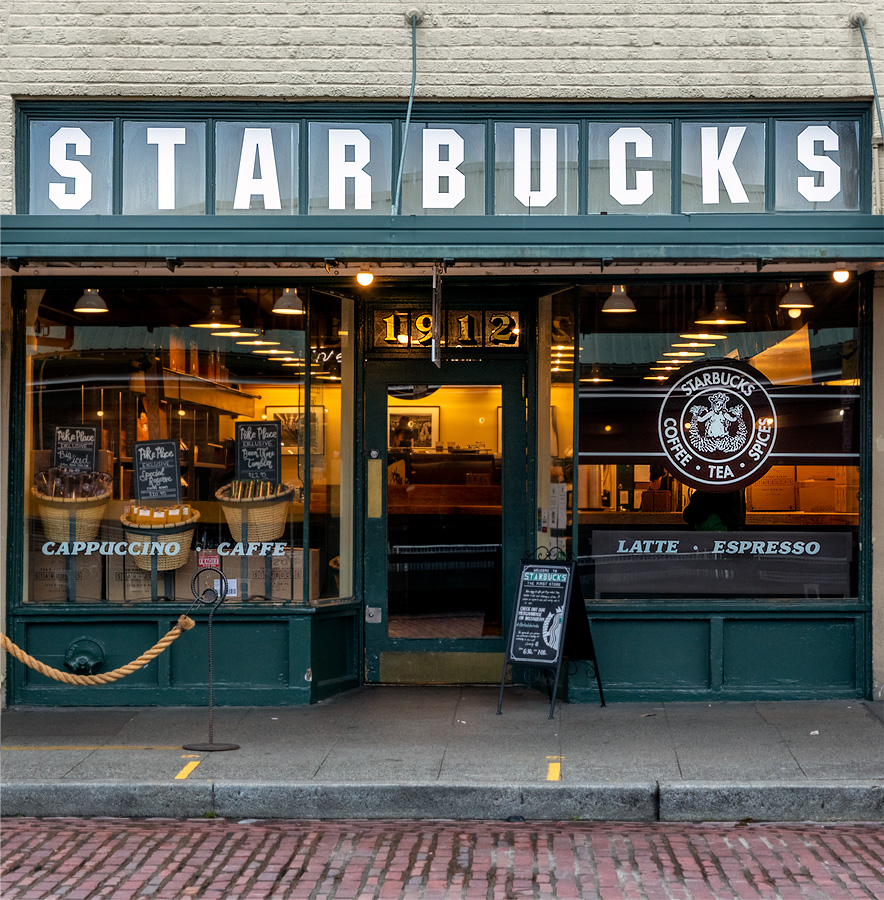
[854,15,883,146]
[393,15,418,215]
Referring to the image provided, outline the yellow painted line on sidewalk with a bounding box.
[547,762,561,781]
[2,745,181,751]
[175,760,202,780]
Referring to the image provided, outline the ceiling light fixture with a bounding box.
[356,270,374,286]
[601,284,636,313]
[192,302,237,328]
[778,282,814,309]
[832,266,850,283]
[671,341,714,348]
[73,288,108,313]
[272,287,304,316]
[582,364,613,383]
[694,287,746,326]
[679,331,727,341]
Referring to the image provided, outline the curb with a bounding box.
[3,781,883,822]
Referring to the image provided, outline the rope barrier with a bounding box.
[0,615,195,685]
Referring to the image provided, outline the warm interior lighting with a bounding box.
[695,288,746,326]
[236,338,281,346]
[601,285,636,313]
[788,308,803,319]
[778,282,814,309]
[644,375,667,381]
[581,364,613,383]
[671,341,714,348]
[679,331,726,341]
[272,287,304,315]
[192,303,237,328]
[833,268,850,283]
[356,271,374,286]
[663,350,705,357]
[73,288,108,313]
[211,330,259,337]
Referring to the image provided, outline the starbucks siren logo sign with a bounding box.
[657,358,777,492]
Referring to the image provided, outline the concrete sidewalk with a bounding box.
[2,687,883,822]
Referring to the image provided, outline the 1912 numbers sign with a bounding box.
[374,309,520,349]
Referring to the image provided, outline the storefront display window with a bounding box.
[22,285,353,607]
[577,280,861,602]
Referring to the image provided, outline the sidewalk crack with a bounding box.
[662,705,684,779]
[755,703,808,777]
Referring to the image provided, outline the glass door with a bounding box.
[364,359,529,683]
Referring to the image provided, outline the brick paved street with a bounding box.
[1,818,883,899]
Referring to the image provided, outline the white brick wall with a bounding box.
[1,1,882,211]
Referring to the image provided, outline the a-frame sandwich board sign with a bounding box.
[497,556,604,719]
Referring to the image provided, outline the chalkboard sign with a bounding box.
[235,421,281,483]
[498,558,604,718]
[133,439,181,502]
[53,425,97,474]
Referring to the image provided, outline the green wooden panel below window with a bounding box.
[723,619,857,688]
[22,621,160,686]
[169,621,290,686]
[589,618,711,688]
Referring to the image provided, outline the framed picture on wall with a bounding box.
[388,406,439,449]
[265,407,325,456]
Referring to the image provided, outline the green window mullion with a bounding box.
[113,116,124,215]
[299,117,308,216]
[765,116,776,213]
[205,116,216,215]
[671,117,682,215]
[577,119,588,216]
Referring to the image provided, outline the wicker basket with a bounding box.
[216,483,294,542]
[120,509,200,572]
[31,486,111,543]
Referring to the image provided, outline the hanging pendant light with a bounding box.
[601,285,636,313]
[74,288,108,313]
[192,302,237,328]
[778,282,814,310]
[581,363,613,383]
[694,287,745,326]
[272,287,305,316]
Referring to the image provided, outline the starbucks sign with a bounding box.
[657,359,777,492]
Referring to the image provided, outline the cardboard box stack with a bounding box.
[746,466,796,511]
[29,551,103,603]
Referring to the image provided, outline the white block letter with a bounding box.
[234,128,282,210]
[48,127,92,210]
[513,127,558,209]
[423,129,466,209]
[701,126,749,204]
[328,129,372,210]
[147,127,187,210]
[609,126,654,206]
[797,125,841,203]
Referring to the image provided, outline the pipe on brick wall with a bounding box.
[850,11,883,213]
[393,10,423,216]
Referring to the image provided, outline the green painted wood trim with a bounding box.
[5,291,27,705]
[859,273,874,697]
[4,214,882,262]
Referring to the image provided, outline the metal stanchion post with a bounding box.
[183,566,239,752]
